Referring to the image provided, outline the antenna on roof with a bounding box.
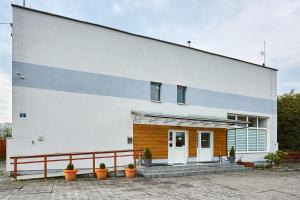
[260,40,266,66]
[187,41,191,47]
[23,0,26,7]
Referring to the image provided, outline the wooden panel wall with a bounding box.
[133,124,227,159]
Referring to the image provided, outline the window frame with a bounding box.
[150,82,162,102]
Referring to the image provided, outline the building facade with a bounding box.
[7,5,277,171]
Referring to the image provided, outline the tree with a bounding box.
[277,90,300,151]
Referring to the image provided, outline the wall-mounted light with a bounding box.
[37,136,44,142]
[16,71,25,79]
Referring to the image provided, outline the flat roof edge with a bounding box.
[11,4,278,71]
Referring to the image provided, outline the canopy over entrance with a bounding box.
[132,111,249,129]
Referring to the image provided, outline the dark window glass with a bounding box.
[227,115,236,120]
[176,132,185,147]
[201,132,210,148]
[248,117,257,127]
[237,115,247,121]
[258,118,267,128]
[169,132,173,147]
[151,82,161,101]
[177,85,186,104]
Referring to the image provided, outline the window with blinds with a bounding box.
[236,129,247,152]
[248,129,257,151]
[258,129,267,151]
[227,114,268,153]
[227,129,236,151]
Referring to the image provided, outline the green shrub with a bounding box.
[144,148,152,160]
[127,164,134,169]
[264,150,288,166]
[66,163,74,170]
[99,163,106,169]
[229,146,235,157]
[265,164,272,168]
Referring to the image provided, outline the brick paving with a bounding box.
[0,170,299,200]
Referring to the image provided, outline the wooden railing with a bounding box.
[10,148,142,180]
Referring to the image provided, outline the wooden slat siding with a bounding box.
[0,139,6,159]
[133,124,227,159]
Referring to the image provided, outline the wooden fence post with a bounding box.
[114,152,117,177]
[92,153,96,177]
[44,155,47,179]
[13,158,17,181]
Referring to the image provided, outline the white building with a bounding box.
[7,5,277,172]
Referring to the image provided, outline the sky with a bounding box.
[0,0,300,123]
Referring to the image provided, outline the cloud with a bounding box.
[111,0,168,14]
[112,2,124,14]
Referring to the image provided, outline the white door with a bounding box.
[168,130,188,164]
[197,131,213,162]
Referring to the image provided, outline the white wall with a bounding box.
[12,6,277,100]
[8,6,277,171]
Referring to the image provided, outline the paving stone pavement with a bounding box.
[0,170,299,200]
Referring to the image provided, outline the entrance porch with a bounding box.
[134,124,228,164]
[132,111,248,164]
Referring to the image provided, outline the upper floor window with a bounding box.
[177,85,186,104]
[150,82,161,102]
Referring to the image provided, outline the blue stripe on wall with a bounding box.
[12,61,276,114]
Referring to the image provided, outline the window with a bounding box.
[150,82,161,102]
[175,132,185,147]
[236,129,247,151]
[227,115,236,120]
[201,132,210,148]
[169,131,173,147]
[248,129,257,151]
[258,118,267,128]
[227,129,236,151]
[237,115,247,121]
[227,114,268,153]
[258,129,267,151]
[177,85,186,104]
[248,117,257,127]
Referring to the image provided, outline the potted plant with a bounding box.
[95,163,108,180]
[64,163,77,181]
[144,147,152,167]
[125,163,136,178]
[229,146,236,164]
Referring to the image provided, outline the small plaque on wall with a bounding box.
[127,137,133,144]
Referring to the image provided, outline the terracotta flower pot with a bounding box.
[95,168,108,180]
[64,169,77,181]
[125,167,136,178]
